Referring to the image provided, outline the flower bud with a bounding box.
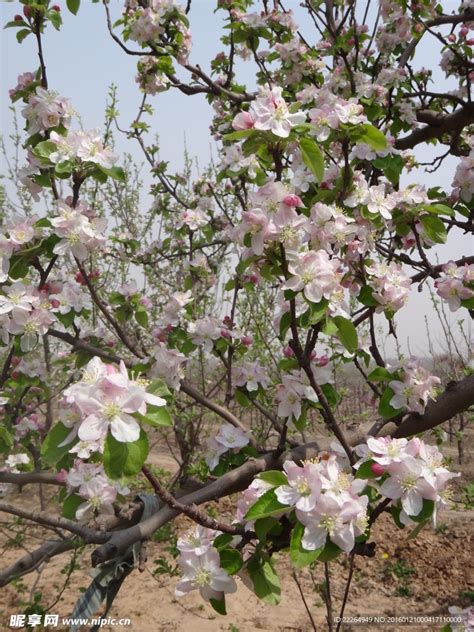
[370,463,385,477]
[283,194,303,208]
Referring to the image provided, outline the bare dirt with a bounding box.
[0,443,472,632]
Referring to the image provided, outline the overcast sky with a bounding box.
[1,0,472,358]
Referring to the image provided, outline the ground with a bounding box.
[0,440,472,632]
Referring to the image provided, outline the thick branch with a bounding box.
[0,471,64,486]
[0,539,75,587]
[0,502,108,543]
[394,103,474,150]
[393,373,474,438]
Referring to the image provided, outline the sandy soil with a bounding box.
[0,439,472,632]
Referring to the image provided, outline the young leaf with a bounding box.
[244,488,288,521]
[257,470,288,487]
[103,430,149,479]
[333,316,358,354]
[219,548,243,575]
[378,387,402,420]
[41,422,76,465]
[209,596,226,615]
[420,215,447,244]
[367,367,393,382]
[290,522,322,568]
[67,0,81,15]
[355,459,380,479]
[299,137,324,182]
[357,124,387,151]
[247,555,281,605]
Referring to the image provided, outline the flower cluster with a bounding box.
[358,436,459,525]
[175,526,237,602]
[388,358,441,414]
[136,56,170,95]
[58,460,128,522]
[48,128,117,169]
[365,262,411,315]
[435,260,474,312]
[233,87,305,138]
[59,357,167,445]
[0,280,55,352]
[205,423,250,470]
[51,200,107,261]
[275,456,369,553]
[452,148,474,203]
[125,0,191,63]
[22,86,72,134]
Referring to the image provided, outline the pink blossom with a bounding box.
[275,460,321,512]
[175,547,237,602]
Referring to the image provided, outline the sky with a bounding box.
[0,0,472,358]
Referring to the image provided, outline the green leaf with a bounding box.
[308,299,328,325]
[209,596,226,615]
[244,488,288,521]
[223,129,255,141]
[146,378,171,399]
[103,429,149,479]
[134,306,148,328]
[333,316,358,354]
[41,422,76,465]
[213,533,233,550]
[378,387,402,420]
[257,470,288,487]
[62,494,83,519]
[234,388,251,407]
[406,520,427,540]
[367,367,393,382]
[279,311,291,340]
[66,0,81,14]
[137,407,172,428]
[247,555,281,605]
[424,203,454,217]
[390,505,405,530]
[254,517,282,544]
[410,499,435,524]
[290,522,322,568]
[16,28,31,43]
[358,285,378,307]
[34,140,57,160]
[49,10,62,30]
[355,459,380,479]
[299,137,324,182]
[420,215,447,244]
[0,425,14,452]
[357,124,387,151]
[99,166,126,182]
[219,548,242,575]
[317,539,342,562]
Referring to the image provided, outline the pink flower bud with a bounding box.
[241,335,253,346]
[50,299,60,309]
[283,194,303,208]
[460,27,469,38]
[232,111,254,131]
[283,345,294,358]
[370,463,385,477]
[447,33,456,42]
[316,354,329,367]
[56,469,68,484]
